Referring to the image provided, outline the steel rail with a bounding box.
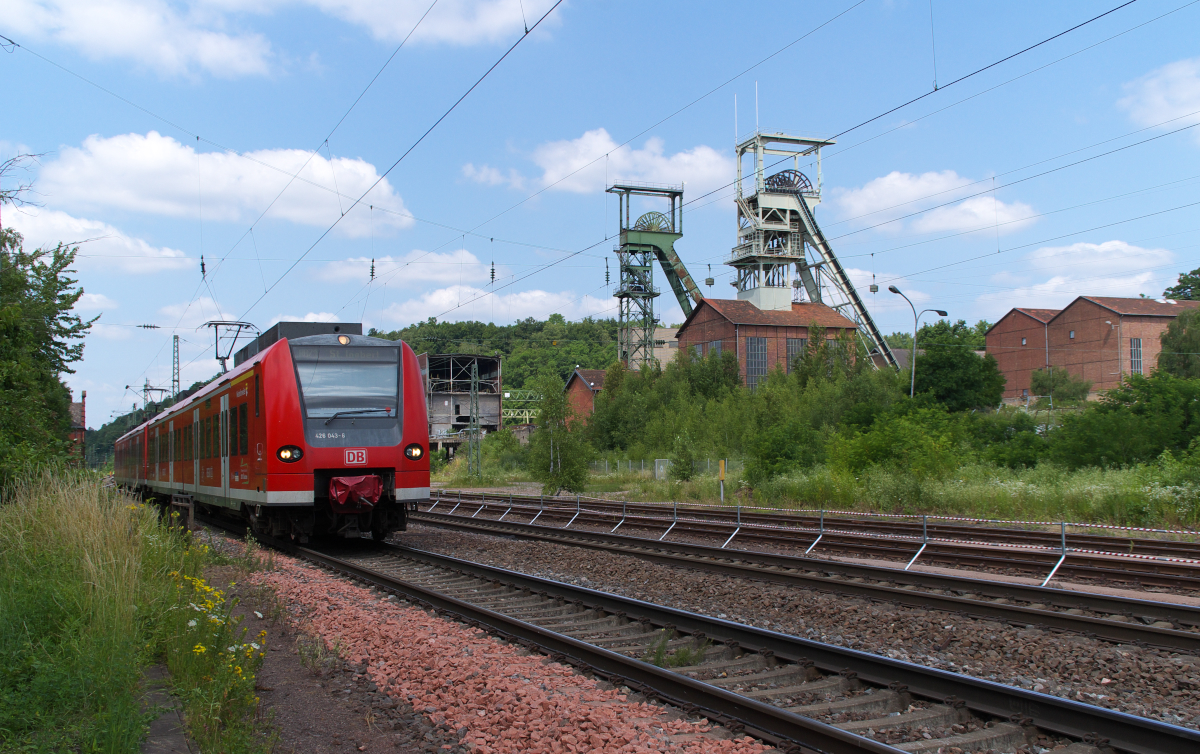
[410,510,1200,651]
[374,543,1200,754]
[295,544,900,754]
[423,498,1200,588]
[431,490,1200,559]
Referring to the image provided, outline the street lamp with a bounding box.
[888,285,948,398]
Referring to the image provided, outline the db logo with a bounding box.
[345,449,367,465]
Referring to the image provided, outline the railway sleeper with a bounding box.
[786,687,909,718]
[834,702,970,733]
[894,721,1031,754]
[700,657,825,691]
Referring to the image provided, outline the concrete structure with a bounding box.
[564,368,606,422]
[418,354,502,450]
[652,326,679,366]
[675,298,857,389]
[986,297,1200,400]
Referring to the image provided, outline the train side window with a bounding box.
[204,417,211,459]
[254,374,260,417]
[230,407,239,457]
[239,403,248,456]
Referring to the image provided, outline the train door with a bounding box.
[192,409,200,495]
[168,420,174,485]
[220,394,230,500]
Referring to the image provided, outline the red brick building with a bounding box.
[983,309,1060,400]
[987,297,1200,400]
[68,390,86,461]
[564,368,605,423]
[674,299,858,389]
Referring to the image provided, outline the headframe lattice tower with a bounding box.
[730,131,896,368]
[607,182,703,369]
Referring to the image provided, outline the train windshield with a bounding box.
[291,345,400,419]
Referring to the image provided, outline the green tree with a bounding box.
[526,373,591,494]
[0,228,95,485]
[1029,366,1092,403]
[1158,307,1200,379]
[913,322,1005,411]
[1163,268,1200,301]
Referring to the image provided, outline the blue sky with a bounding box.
[2,0,1200,426]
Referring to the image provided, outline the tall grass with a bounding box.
[590,462,1200,530]
[0,470,267,753]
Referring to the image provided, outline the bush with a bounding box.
[1030,366,1092,403]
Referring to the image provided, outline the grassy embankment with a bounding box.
[436,458,1200,531]
[0,471,271,753]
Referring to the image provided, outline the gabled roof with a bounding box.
[1075,296,1200,317]
[677,298,857,333]
[984,307,1061,335]
[1015,307,1060,323]
[566,368,605,392]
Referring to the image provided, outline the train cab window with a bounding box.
[291,344,400,419]
[238,403,248,455]
[229,408,239,457]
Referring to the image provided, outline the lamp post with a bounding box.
[888,285,947,398]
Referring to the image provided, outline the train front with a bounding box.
[279,332,428,540]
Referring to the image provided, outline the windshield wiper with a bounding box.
[323,408,393,425]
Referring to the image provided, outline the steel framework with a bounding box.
[731,132,896,368]
[607,182,703,369]
[467,360,482,479]
[501,389,540,425]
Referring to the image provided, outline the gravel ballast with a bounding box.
[398,524,1200,731]
[250,551,774,754]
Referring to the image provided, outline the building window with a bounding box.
[1021,337,1027,346]
[1131,337,1143,375]
[786,338,808,374]
[1069,330,1075,339]
[692,344,703,359]
[709,340,722,356]
[746,337,768,390]
[1022,388,1029,397]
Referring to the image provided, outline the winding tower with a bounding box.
[731,132,896,367]
[607,182,703,369]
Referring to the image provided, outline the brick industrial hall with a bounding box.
[985,296,1200,401]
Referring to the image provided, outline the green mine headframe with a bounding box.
[606,182,704,369]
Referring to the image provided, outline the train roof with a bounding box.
[114,333,410,444]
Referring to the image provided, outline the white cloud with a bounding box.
[265,311,341,326]
[158,296,237,330]
[910,195,1035,234]
[832,170,971,219]
[530,128,733,195]
[379,284,612,325]
[320,248,488,285]
[832,170,1034,235]
[977,240,1174,312]
[74,292,118,311]
[462,162,525,189]
[4,207,191,273]
[39,132,412,237]
[4,0,273,77]
[4,0,560,78]
[1119,57,1200,142]
[299,0,562,46]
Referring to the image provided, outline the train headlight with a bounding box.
[277,445,304,462]
[337,334,351,345]
[404,443,424,460]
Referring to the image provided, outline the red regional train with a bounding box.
[113,322,429,540]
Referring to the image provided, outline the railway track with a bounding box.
[304,541,1200,754]
[424,493,1200,590]
[408,510,1200,654]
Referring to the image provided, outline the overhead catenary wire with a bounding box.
[237,0,564,322]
